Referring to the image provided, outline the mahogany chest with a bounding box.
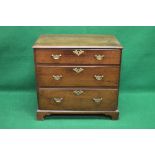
[33,34,123,120]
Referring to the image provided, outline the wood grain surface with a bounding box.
[35,49,121,65]
[33,34,123,48]
[38,88,118,111]
[36,65,120,87]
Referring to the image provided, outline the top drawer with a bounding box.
[34,49,121,65]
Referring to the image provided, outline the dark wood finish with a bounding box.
[36,65,120,87]
[33,34,123,121]
[35,49,121,65]
[37,110,119,120]
[38,88,118,111]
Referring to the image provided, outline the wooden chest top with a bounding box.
[33,34,123,49]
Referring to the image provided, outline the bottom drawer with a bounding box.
[38,88,118,111]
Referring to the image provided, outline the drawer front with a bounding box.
[35,49,121,65]
[36,66,120,87]
[38,88,118,111]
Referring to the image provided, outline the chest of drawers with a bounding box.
[33,34,123,120]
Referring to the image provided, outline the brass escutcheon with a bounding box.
[73,67,84,73]
[73,90,84,96]
[73,49,84,56]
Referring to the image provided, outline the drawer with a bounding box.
[36,65,120,87]
[38,88,118,111]
[35,49,121,65]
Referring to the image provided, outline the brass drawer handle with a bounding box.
[94,55,104,60]
[51,54,62,60]
[93,98,103,103]
[73,90,84,96]
[53,98,63,103]
[52,75,62,80]
[73,49,84,56]
[73,67,84,73]
[94,75,104,80]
